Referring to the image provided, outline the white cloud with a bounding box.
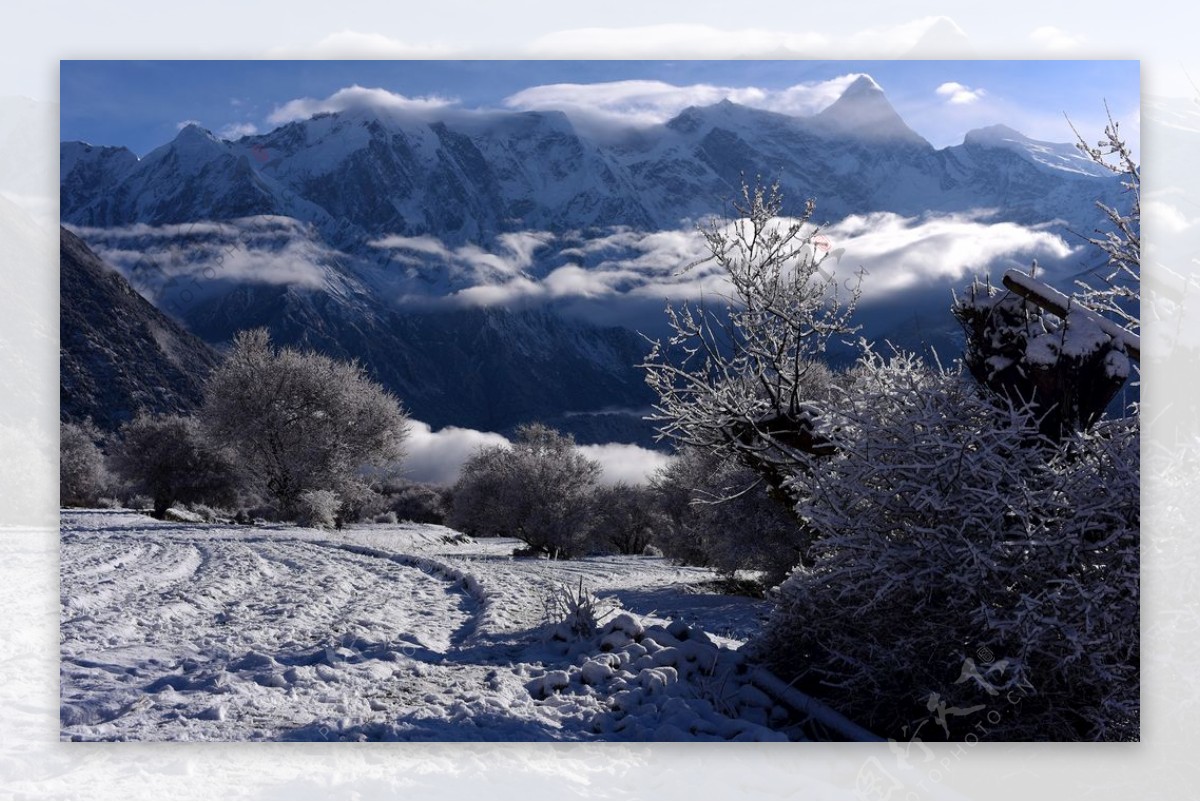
[267,85,458,126]
[371,231,554,295]
[526,24,827,58]
[525,17,968,58]
[504,75,866,131]
[218,121,258,140]
[935,81,986,105]
[401,420,669,487]
[176,119,202,130]
[1029,26,1085,52]
[372,210,1078,313]
[823,212,1077,296]
[266,30,458,59]
[68,217,336,305]
[401,421,510,486]
[578,443,674,487]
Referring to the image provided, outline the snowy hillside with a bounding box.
[60,227,219,429]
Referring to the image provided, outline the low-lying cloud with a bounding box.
[402,420,670,487]
[401,421,511,486]
[578,442,674,487]
[68,217,337,306]
[268,85,458,126]
[371,210,1077,313]
[822,211,1076,297]
[503,75,866,133]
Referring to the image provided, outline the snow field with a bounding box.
[60,509,780,741]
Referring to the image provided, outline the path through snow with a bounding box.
[60,510,787,741]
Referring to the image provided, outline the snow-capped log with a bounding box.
[748,668,883,742]
[1002,269,1140,362]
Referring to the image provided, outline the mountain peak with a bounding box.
[814,75,926,144]
[962,124,1111,177]
[175,122,221,144]
[965,123,1026,143]
[136,122,229,175]
[841,74,885,98]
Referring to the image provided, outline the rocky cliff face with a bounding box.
[60,227,219,431]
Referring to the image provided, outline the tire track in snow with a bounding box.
[60,513,483,740]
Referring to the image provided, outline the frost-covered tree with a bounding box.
[60,419,108,507]
[753,349,1139,740]
[1071,109,1140,339]
[641,180,854,500]
[447,424,600,557]
[587,483,662,555]
[109,412,239,519]
[383,481,447,525]
[201,329,410,519]
[651,447,812,586]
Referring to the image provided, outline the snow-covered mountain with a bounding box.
[60,77,1127,440]
[62,77,1119,243]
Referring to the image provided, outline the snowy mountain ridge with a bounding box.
[61,78,1120,247]
[59,77,1127,442]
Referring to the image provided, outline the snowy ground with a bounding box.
[59,509,812,742]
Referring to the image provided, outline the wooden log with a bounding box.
[750,667,884,742]
[1002,269,1140,362]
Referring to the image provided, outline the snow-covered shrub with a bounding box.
[108,413,239,519]
[185,503,226,523]
[544,578,616,640]
[587,483,663,555]
[385,481,447,524]
[161,506,205,524]
[60,419,109,507]
[652,447,810,586]
[295,489,341,530]
[331,479,384,524]
[448,424,600,557]
[125,494,153,512]
[753,349,1139,740]
[373,511,399,525]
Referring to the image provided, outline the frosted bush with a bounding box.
[125,494,153,512]
[186,503,227,523]
[449,424,599,557]
[753,349,1139,740]
[544,579,616,640]
[295,489,341,530]
[60,419,109,507]
[652,447,809,586]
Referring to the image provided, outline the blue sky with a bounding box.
[60,60,1139,156]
